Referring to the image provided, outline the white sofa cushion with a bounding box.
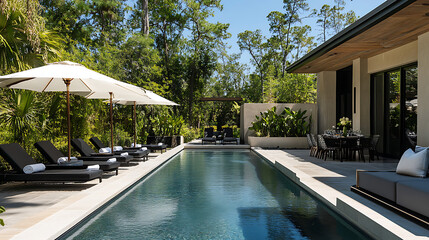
[396,148,429,177]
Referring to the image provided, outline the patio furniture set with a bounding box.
[0,137,163,184]
[307,133,380,162]
[201,127,239,145]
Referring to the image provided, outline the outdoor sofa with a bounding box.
[34,141,120,175]
[352,148,429,225]
[0,143,103,183]
[71,138,133,165]
[89,137,149,161]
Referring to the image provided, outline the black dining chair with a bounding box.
[307,134,316,157]
[361,135,380,161]
[318,135,339,161]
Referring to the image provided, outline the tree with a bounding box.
[0,90,39,146]
[316,4,333,42]
[268,0,311,76]
[182,0,229,125]
[0,0,62,74]
[237,30,266,102]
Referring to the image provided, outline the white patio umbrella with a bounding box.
[108,90,178,146]
[0,61,149,160]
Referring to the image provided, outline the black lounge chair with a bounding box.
[89,137,149,161]
[0,143,103,183]
[123,143,168,153]
[222,128,239,145]
[71,138,132,165]
[34,141,120,175]
[202,127,216,145]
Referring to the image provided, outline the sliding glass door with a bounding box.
[370,64,417,157]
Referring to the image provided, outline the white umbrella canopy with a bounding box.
[0,61,150,160]
[111,90,178,106]
[108,90,178,146]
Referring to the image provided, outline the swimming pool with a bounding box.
[63,150,372,239]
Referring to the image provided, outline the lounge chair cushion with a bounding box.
[1,169,102,182]
[0,143,36,173]
[72,138,97,156]
[396,148,429,177]
[396,179,429,218]
[358,171,415,202]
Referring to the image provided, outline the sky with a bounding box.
[209,0,386,67]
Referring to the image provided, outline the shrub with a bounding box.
[249,107,311,137]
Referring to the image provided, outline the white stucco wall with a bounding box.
[417,32,429,146]
[352,58,371,135]
[367,41,418,74]
[240,103,317,144]
[317,71,336,134]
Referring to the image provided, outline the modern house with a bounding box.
[287,0,429,157]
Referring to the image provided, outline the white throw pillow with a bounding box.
[396,148,429,177]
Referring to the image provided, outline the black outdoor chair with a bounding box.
[202,127,216,145]
[0,143,103,183]
[307,134,317,157]
[360,135,380,161]
[71,138,132,165]
[89,137,149,161]
[35,141,120,175]
[318,135,339,161]
[221,128,239,145]
[311,134,321,158]
[342,136,363,161]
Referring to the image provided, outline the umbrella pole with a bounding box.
[110,92,114,151]
[134,101,137,147]
[63,78,73,162]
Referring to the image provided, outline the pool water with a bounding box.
[64,150,372,240]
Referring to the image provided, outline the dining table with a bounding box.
[323,134,366,161]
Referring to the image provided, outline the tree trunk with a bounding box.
[142,0,149,35]
[260,70,264,102]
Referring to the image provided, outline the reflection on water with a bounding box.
[65,150,371,240]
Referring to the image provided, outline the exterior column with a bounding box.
[417,32,429,146]
[317,71,336,133]
[352,58,371,135]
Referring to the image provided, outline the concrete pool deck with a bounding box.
[0,145,428,239]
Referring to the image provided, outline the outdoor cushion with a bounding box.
[396,179,429,218]
[358,171,416,202]
[396,148,429,177]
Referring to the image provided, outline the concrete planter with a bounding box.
[248,136,308,149]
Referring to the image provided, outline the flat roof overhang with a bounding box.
[287,0,429,74]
